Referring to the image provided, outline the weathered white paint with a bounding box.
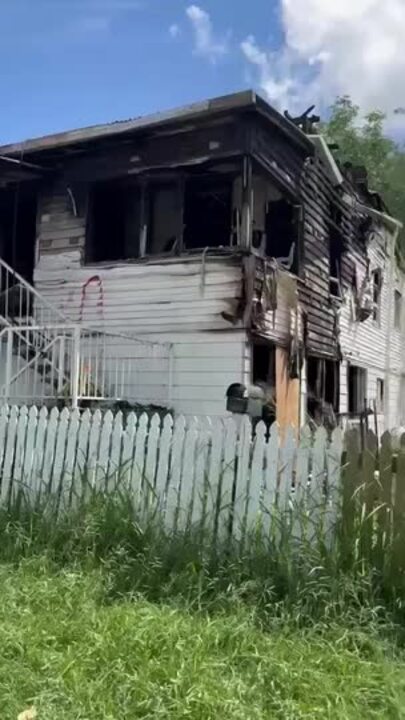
[0,405,343,539]
[35,232,250,414]
[339,227,405,433]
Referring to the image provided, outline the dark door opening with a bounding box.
[0,184,37,283]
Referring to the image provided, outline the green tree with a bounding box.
[323,96,405,251]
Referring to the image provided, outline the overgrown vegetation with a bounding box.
[2,478,405,717]
[323,96,405,251]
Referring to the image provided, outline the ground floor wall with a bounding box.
[339,357,405,436]
[169,330,250,416]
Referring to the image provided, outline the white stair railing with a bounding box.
[0,255,67,328]
[0,255,70,401]
[0,324,172,408]
[0,257,172,409]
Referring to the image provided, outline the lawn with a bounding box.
[1,561,405,720]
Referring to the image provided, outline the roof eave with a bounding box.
[0,90,257,157]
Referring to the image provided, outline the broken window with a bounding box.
[307,357,339,425]
[183,173,232,250]
[329,203,344,296]
[265,198,299,273]
[348,365,367,415]
[394,290,402,330]
[371,269,382,323]
[86,180,141,263]
[146,182,180,255]
[376,378,385,413]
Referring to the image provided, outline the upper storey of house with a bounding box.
[0,90,401,356]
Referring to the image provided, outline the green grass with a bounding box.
[1,560,405,720]
[1,488,405,718]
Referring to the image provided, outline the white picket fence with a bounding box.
[0,405,343,538]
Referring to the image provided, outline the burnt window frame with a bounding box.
[307,356,340,423]
[371,268,383,324]
[251,340,276,386]
[394,289,402,330]
[376,377,385,414]
[182,170,235,252]
[84,160,246,264]
[85,178,142,264]
[329,201,344,297]
[144,178,183,258]
[348,364,368,415]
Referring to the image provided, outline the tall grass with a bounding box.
[0,473,403,631]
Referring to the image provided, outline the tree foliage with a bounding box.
[323,97,405,248]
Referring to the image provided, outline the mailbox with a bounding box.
[226,383,266,418]
[226,383,248,414]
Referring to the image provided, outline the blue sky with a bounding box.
[1,0,404,144]
[0,0,281,144]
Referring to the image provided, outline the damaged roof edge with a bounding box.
[356,202,403,232]
[0,90,313,158]
[344,193,403,232]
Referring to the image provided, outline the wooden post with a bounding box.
[139,179,148,257]
[241,156,253,250]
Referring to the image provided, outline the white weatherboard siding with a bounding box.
[35,254,243,332]
[339,230,405,432]
[35,249,248,416]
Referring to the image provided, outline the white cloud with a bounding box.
[186,5,229,63]
[169,23,181,39]
[241,0,405,125]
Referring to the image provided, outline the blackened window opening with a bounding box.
[307,357,340,424]
[146,182,180,255]
[265,199,298,273]
[252,342,276,386]
[86,180,140,263]
[0,184,37,282]
[183,175,232,249]
[371,269,382,322]
[394,290,402,330]
[377,378,385,413]
[348,365,367,414]
[329,203,344,296]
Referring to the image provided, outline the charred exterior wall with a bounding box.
[1,96,403,422]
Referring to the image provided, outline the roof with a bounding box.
[0,90,313,158]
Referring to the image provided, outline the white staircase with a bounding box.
[0,255,74,404]
[0,255,172,408]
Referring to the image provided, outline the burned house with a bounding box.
[0,90,403,431]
